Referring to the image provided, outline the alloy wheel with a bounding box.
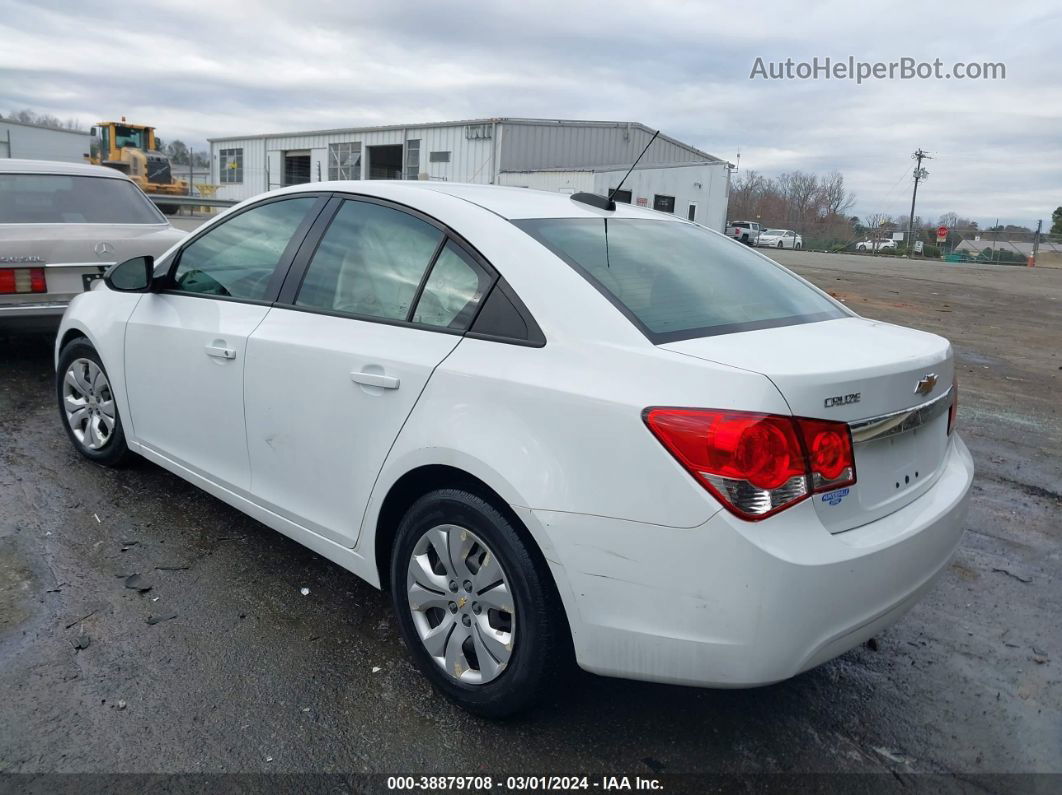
[62,358,116,451]
[406,524,515,685]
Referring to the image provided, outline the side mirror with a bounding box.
[104,256,154,292]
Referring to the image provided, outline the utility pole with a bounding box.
[906,149,931,259]
[1031,219,1042,267]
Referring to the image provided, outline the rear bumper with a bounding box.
[0,300,70,317]
[535,434,974,687]
[0,298,70,330]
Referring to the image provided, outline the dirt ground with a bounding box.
[0,250,1058,783]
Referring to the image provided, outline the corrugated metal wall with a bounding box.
[0,121,91,164]
[496,170,595,193]
[497,121,707,172]
[211,123,497,200]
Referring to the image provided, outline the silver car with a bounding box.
[0,158,185,329]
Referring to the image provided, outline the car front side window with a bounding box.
[171,197,318,301]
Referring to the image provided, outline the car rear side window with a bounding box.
[0,174,165,224]
[172,197,318,301]
[515,218,845,343]
[296,200,446,322]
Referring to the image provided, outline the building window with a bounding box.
[328,142,361,180]
[465,124,492,140]
[653,194,675,213]
[687,202,697,222]
[610,188,632,204]
[405,139,421,180]
[429,150,451,163]
[220,148,243,184]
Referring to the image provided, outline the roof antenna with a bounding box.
[608,129,659,202]
[570,128,660,212]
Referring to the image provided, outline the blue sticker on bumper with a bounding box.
[821,487,850,506]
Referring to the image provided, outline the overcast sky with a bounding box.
[2,0,1058,227]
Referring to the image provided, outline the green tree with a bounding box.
[1052,206,1062,235]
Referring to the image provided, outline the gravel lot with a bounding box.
[1,249,1058,780]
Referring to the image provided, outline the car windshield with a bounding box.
[0,174,166,224]
[766,229,785,235]
[515,218,846,343]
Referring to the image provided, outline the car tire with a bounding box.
[390,488,570,718]
[57,338,133,467]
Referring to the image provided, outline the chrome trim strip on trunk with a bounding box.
[44,262,116,269]
[848,387,952,444]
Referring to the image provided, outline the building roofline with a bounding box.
[501,159,726,173]
[0,118,92,136]
[207,117,720,161]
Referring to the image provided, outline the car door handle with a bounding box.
[204,344,237,360]
[350,371,400,389]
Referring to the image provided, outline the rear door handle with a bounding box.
[205,344,237,360]
[350,371,400,389]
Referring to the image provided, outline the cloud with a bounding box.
[2,0,1058,226]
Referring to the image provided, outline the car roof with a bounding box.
[275,180,678,221]
[0,158,130,179]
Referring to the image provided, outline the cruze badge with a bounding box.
[824,393,860,408]
[914,373,938,396]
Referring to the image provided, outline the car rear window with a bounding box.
[515,218,845,343]
[0,174,165,224]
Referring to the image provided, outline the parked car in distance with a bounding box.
[757,228,803,249]
[856,238,897,252]
[0,158,186,330]
[56,182,972,717]
[726,220,762,245]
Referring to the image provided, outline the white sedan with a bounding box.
[55,182,973,717]
[856,238,898,252]
[756,228,803,249]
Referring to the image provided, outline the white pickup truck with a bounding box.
[726,220,762,246]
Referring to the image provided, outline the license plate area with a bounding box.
[82,270,105,291]
[814,413,950,534]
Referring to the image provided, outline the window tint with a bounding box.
[0,174,165,224]
[412,241,489,329]
[296,200,443,321]
[515,218,845,343]
[172,197,316,300]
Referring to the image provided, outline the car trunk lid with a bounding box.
[0,223,183,297]
[662,316,954,532]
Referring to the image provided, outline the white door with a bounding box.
[124,196,322,491]
[266,150,282,191]
[244,198,492,546]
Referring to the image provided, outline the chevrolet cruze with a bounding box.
[55,181,973,716]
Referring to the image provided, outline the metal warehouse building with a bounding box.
[0,118,93,163]
[208,118,732,230]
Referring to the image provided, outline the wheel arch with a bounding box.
[370,462,543,592]
[367,459,579,667]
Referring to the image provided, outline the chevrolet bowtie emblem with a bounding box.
[457,596,468,609]
[914,373,938,396]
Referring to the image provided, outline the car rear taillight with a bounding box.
[0,268,47,295]
[948,377,958,435]
[644,408,856,521]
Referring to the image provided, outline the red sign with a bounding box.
[937,225,949,242]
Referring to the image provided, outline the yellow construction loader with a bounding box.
[89,118,188,214]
